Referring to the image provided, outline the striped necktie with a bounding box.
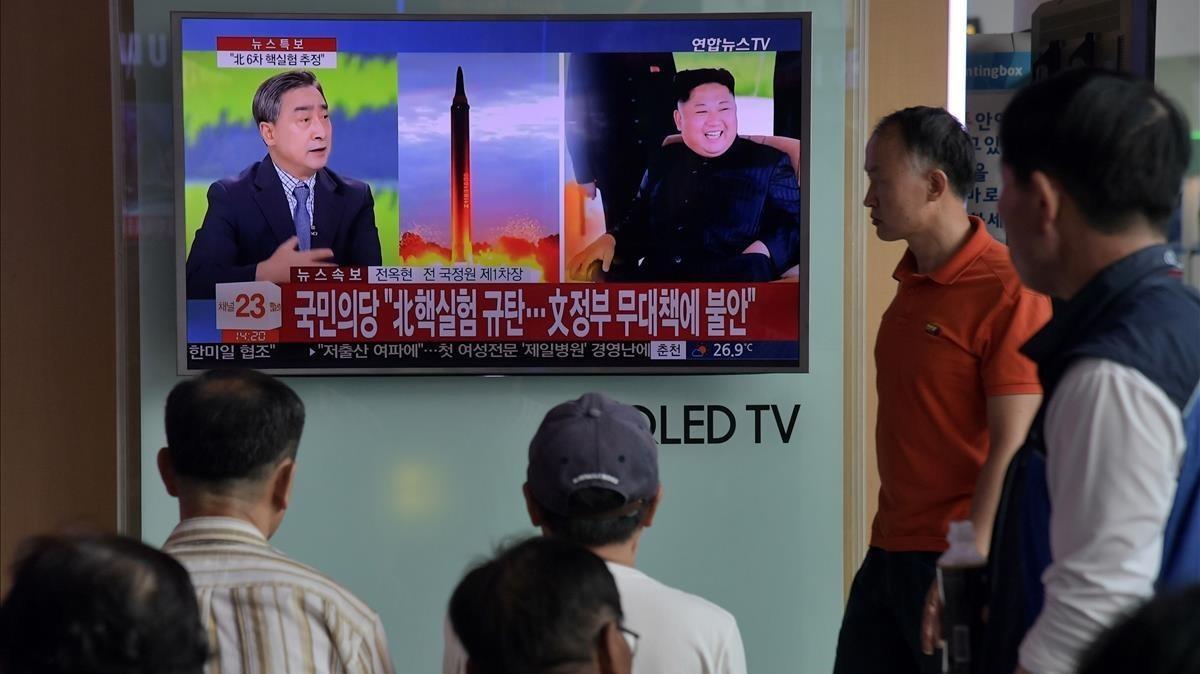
[293,183,311,251]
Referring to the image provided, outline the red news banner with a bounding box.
[215,268,800,344]
[216,36,338,69]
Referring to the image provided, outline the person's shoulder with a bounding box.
[660,583,739,629]
[971,237,1034,300]
[1088,275,1200,351]
[192,542,383,627]
[1051,357,1171,417]
[321,166,370,195]
[251,550,390,656]
[211,160,262,194]
[1123,274,1200,316]
[643,142,688,182]
[732,136,788,166]
[277,549,381,620]
[657,141,690,163]
[617,566,740,630]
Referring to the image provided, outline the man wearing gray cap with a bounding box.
[443,392,747,674]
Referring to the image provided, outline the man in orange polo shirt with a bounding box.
[833,106,1051,674]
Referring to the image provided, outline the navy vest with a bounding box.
[982,245,1200,674]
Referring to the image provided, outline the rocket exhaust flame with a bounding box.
[399,232,560,283]
[399,66,561,281]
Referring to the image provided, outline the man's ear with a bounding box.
[259,121,276,146]
[673,108,682,132]
[596,620,633,674]
[522,483,543,527]
[926,168,950,202]
[157,447,179,497]
[1028,169,1063,237]
[270,458,296,513]
[641,483,664,528]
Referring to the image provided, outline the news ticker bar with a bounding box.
[185,340,800,369]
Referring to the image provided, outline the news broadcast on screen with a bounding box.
[175,13,811,373]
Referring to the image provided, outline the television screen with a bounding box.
[175,12,811,374]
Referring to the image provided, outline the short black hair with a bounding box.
[873,106,975,199]
[253,70,326,125]
[674,68,736,104]
[1000,68,1190,235]
[164,368,305,484]
[1076,585,1200,674]
[0,534,209,674]
[449,537,623,674]
[538,487,650,547]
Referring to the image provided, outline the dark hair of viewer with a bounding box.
[1075,584,1200,674]
[449,537,623,674]
[164,367,305,485]
[1000,68,1190,234]
[538,487,650,547]
[0,533,209,674]
[874,106,976,199]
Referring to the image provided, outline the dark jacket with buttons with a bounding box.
[608,136,801,282]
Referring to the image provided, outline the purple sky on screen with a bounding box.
[395,52,560,246]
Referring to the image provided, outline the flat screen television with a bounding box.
[174,12,811,374]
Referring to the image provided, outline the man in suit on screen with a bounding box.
[185,69,382,299]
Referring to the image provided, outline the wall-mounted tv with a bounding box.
[174,12,811,374]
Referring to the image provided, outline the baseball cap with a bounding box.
[527,392,659,517]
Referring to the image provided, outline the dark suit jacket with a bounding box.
[185,156,382,299]
[564,53,677,229]
[609,137,801,282]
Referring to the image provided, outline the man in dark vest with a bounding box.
[971,69,1199,674]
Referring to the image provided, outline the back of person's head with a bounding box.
[873,106,975,199]
[673,68,736,103]
[526,392,660,547]
[164,367,305,490]
[449,537,632,674]
[1075,585,1200,674]
[0,533,209,674]
[1000,68,1190,235]
[253,69,325,125]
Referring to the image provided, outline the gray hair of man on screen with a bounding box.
[252,69,326,126]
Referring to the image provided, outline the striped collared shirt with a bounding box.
[164,517,395,674]
[275,165,317,236]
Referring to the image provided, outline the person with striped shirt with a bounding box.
[157,368,395,674]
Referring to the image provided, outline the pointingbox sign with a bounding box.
[966,52,1032,90]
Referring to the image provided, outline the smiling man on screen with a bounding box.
[567,68,801,282]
